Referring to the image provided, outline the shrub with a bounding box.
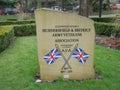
[94,22,115,36]
[13,24,36,36]
[7,19,18,21]
[0,20,35,26]
[0,26,14,53]
[12,22,117,36]
[0,21,119,53]
[91,17,115,23]
[92,1,99,12]
[13,22,116,37]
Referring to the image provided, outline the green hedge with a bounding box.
[14,24,36,36]
[0,20,35,26]
[91,17,115,23]
[7,19,18,21]
[94,22,115,36]
[13,22,116,36]
[0,21,118,53]
[0,26,14,53]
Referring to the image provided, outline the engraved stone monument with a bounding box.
[35,9,95,81]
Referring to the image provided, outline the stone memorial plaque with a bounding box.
[35,9,95,81]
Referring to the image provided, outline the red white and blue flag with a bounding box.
[72,48,89,64]
[44,49,61,64]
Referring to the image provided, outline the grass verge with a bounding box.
[0,15,17,21]
[0,36,119,90]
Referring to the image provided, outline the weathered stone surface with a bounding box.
[35,9,95,81]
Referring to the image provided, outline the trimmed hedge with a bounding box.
[0,21,119,53]
[91,17,115,23]
[94,22,115,36]
[7,19,18,21]
[0,26,14,53]
[14,24,36,36]
[0,22,116,37]
[13,22,116,36]
[0,20,35,26]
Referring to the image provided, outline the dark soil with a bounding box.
[95,35,120,50]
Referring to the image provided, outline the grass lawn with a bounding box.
[0,15,17,21]
[0,36,119,90]
[90,10,117,15]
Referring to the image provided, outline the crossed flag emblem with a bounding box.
[43,44,89,72]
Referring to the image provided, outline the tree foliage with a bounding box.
[0,0,15,7]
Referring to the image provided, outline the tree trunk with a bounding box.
[25,0,28,12]
[86,0,89,17]
[61,0,65,11]
[78,0,82,15]
[79,0,87,17]
[99,0,103,17]
[34,0,37,8]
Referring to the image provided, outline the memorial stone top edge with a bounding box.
[35,8,94,23]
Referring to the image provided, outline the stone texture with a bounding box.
[35,9,95,81]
